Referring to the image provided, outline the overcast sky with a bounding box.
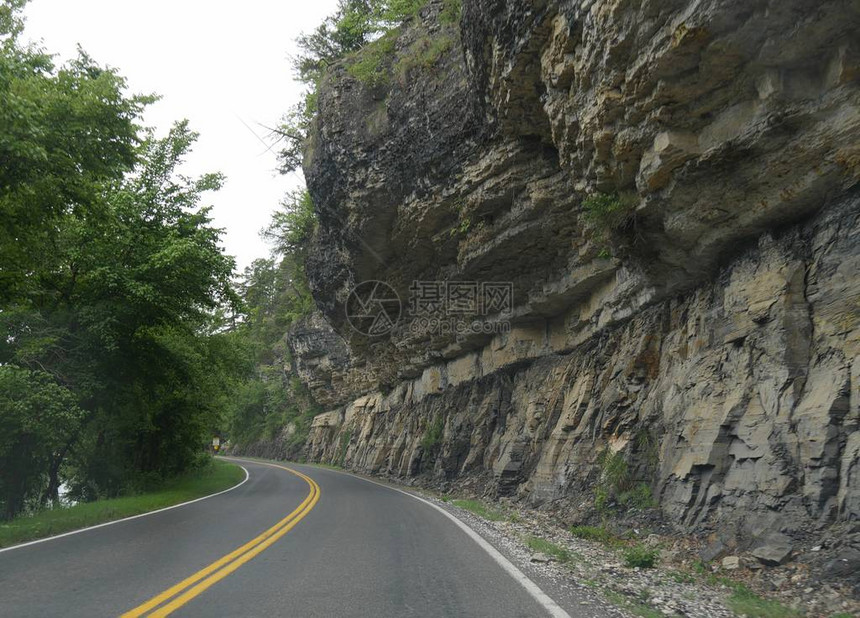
[23,0,339,272]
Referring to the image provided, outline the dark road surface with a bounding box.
[0,458,575,617]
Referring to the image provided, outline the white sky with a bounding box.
[23,0,339,272]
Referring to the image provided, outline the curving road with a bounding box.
[0,458,588,617]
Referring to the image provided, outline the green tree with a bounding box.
[225,191,320,452]
[0,29,150,304]
[0,367,83,518]
[54,123,239,498]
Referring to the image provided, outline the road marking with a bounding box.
[301,463,572,618]
[0,466,250,556]
[121,460,319,618]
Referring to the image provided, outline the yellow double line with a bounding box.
[122,461,320,617]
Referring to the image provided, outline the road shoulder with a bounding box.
[0,459,247,552]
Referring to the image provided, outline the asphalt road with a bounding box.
[0,458,574,617]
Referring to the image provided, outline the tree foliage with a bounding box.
[0,4,243,517]
[0,367,83,518]
[225,191,320,453]
[276,0,426,172]
[0,0,330,521]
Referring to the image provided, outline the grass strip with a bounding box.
[0,459,244,548]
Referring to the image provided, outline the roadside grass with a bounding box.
[524,535,574,564]
[604,590,663,618]
[716,579,803,618]
[0,459,244,549]
[310,462,343,471]
[697,571,804,618]
[667,570,695,584]
[569,524,626,547]
[450,499,507,522]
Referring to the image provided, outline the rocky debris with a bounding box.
[751,533,794,566]
[721,556,740,570]
[432,490,860,617]
[530,552,553,564]
[700,539,729,563]
[823,546,860,587]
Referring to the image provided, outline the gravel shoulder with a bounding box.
[297,462,859,618]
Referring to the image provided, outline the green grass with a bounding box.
[396,34,454,79]
[668,570,696,584]
[524,535,573,563]
[570,524,623,546]
[623,543,659,569]
[699,573,803,618]
[439,0,461,24]
[347,30,398,86]
[725,583,803,618]
[312,462,343,471]
[0,459,244,549]
[618,483,657,509]
[337,428,353,467]
[604,590,663,618]
[450,499,506,522]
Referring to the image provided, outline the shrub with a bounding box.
[420,416,444,451]
[379,0,426,23]
[618,483,657,510]
[598,449,632,492]
[623,544,659,569]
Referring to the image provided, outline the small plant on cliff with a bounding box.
[347,29,399,86]
[396,33,454,80]
[337,429,353,467]
[599,449,632,491]
[449,216,471,238]
[618,483,657,510]
[440,0,461,24]
[582,192,637,232]
[594,448,636,511]
[420,416,444,451]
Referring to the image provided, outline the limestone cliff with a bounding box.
[293,0,858,579]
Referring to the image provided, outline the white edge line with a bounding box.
[0,465,250,555]
[297,463,572,618]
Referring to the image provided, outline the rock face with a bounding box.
[296,0,860,557]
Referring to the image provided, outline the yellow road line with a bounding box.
[121,461,319,618]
